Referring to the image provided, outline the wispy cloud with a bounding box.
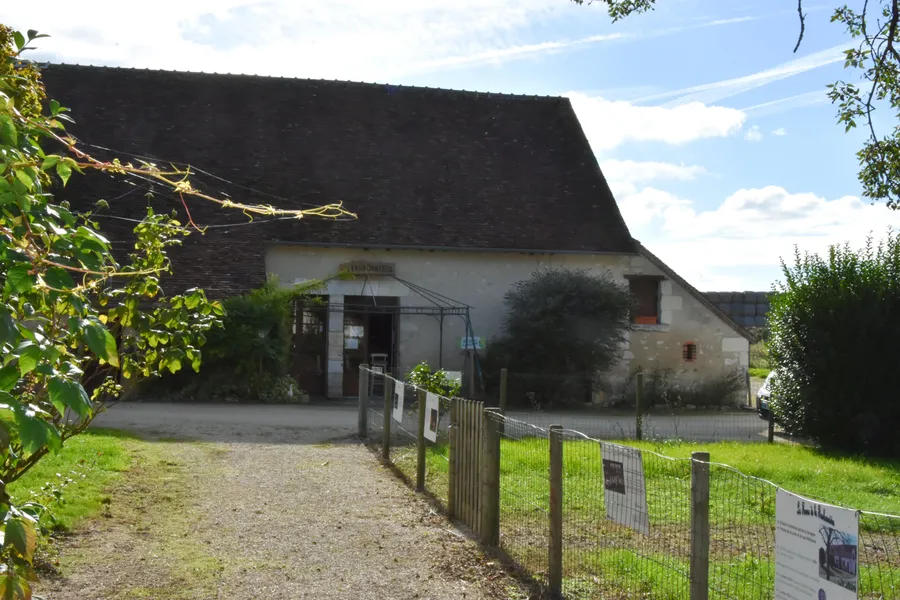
[633,43,850,106]
[772,127,787,136]
[741,90,829,117]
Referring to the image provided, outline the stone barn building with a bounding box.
[42,65,754,401]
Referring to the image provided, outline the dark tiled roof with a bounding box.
[41,65,636,260]
[703,291,773,328]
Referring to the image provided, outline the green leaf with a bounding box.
[44,267,75,290]
[40,155,60,171]
[0,309,16,347]
[12,31,25,51]
[14,406,61,454]
[49,99,60,115]
[16,344,40,377]
[82,319,119,367]
[167,357,182,374]
[0,114,16,146]
[14,169,33,191]
[56,162,72,186]
[0,364,18,392]
[5,518,37,563]
[6,264,35,294]
[47,377,92,419]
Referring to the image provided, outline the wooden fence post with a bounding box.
[358,364,369,439]
[498,368,508,435]
[416,389,427,492]
[690,451,711,600]
[635,369,644,441]
[481,408,501,547]
[382,377,393,461]
[448,397,458,520]
[548,424,564,599]
[767,411,775,443]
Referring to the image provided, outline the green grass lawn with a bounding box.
[748,367,771,379]
[400,437,900,599]
[8,429,134,532]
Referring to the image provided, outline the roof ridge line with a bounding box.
[39,62,564,102]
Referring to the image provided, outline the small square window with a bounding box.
[683,343,697,362]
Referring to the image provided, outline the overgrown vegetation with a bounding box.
[769,233,900,456]
[139,278,327,403]
[405,361,461,398]
[483,268,631,408]
[625,368,746,409]
[0,26,349,596]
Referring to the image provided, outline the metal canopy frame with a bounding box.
[304,276,479,377]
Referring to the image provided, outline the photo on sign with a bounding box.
[818,526,858,593]
[423,392,440,442]
[392,382,404,423]
[774,489,859,600]
[602,459,626,495]
[599,442,650,535]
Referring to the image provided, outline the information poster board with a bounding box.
[775,489,859,600]
[392,382,404,423]
[423,392,440,442]
[600,442,650,535]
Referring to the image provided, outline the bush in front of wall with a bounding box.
[482,268,632,408]
[136,276,324,403]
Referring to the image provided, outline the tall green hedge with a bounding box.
[769,234,900,456]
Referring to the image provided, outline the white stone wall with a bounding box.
[266,246,749,401]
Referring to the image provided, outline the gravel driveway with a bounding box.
[38,402,527,599]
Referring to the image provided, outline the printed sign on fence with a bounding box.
[423,392,440,442]
[775,489,859,600]
[392,381,404,423]
[600,442,650,535]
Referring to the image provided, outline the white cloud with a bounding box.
[599,160,705,185]
[1,0,588,81]
[0,1,758,83]
[567,92,746,152]
[744,125,763,142]
[772,127,787,136]
[618,184,900,289]
[634,43,850,106]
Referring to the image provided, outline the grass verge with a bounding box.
[748,367,771,379]
[8,428,135,532]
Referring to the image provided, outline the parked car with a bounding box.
[756,370,778,421]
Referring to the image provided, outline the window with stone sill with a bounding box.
[627,275,663,325]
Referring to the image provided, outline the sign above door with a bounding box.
[339,261,396,277]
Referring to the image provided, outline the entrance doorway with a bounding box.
[341,296,398,397]
[292,298,327,397]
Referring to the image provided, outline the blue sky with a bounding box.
[3,0,894,290]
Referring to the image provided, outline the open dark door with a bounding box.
[292,300,326,397]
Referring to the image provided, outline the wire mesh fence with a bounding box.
[496,415,551,589]
[707,463,776,600]
[358,366,900,600]
[559,431,692,599]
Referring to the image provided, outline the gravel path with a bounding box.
[37,404,527,599]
